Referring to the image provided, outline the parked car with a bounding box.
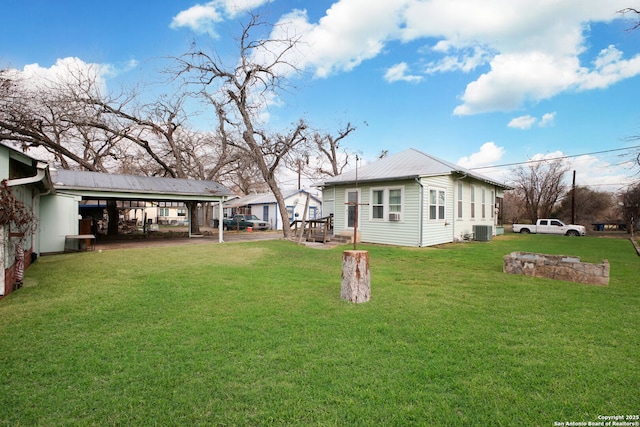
[512,219,586,236]
[223,214,270,231]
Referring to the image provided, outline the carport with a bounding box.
[39,170,234,253]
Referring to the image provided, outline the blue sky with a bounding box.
[3,0,640,192]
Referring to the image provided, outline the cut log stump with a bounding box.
[341,250,370,303]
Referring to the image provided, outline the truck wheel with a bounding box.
[520,228,530,234]
[566,230,579,237]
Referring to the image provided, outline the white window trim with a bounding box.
[470,184,476,220]
[428,187,447,222]
[457,181,463,219]
[369,186,404,222]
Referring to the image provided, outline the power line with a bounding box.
[468,145,640,171]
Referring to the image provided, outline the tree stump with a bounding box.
[341,250,370,303]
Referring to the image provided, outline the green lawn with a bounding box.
[0,235,638,426]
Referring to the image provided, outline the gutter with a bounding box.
[7,161,47,186]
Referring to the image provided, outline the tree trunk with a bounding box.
[107,200,119,236]
[341,250,370,303]
[187,202,200,234]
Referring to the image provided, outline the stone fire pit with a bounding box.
[503,251,609,286]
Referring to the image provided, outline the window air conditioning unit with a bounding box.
[389,212,401,222]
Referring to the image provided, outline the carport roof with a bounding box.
[51,169,234,202]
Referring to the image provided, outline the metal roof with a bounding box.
[322,148,511,189]
[51,169,234,201]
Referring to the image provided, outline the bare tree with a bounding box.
[1,65,238,234]
[509,158,568,223]
[173,14,311,238]
[0,66,124,172]
[557,187,616,225]
[502,190,527,224]
[619,182,640,235]
[618,7,640,31]
[309,123,356,177]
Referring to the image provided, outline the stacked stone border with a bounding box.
[503,251,609,286]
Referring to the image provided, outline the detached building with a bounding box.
[1,143,233,297]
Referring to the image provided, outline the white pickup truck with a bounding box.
[512,219,586,237]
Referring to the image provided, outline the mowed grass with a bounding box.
[0,235,638,426]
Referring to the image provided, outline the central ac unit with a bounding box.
[473,225,493,241]
[389,212,401,221]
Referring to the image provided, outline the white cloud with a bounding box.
[425,43,494,74]
[539,112,556,127]
[508,112,556,129]
[384,62,422,83]
[11,57,116,95]
[577,45,640,90]
[170,0,271,35]
[271,1,406,78]
[170,0,640,114]
[457,141,505,169]
[170,4,223,36]
[508,115,537,130]
[453,51,581,115]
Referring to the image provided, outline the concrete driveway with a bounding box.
[94,229,282,251]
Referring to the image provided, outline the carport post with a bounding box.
[219,199,224,243]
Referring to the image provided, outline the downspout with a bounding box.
[7,162,51,261]
[415,177,424,247]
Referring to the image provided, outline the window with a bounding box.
[345,189,360,228]
[370,187,403,221]
[159,208,169,217]
[481,188,486,219]
[286,206,295,221]
[372,190,384,219]
[177,208,186,217]
[470,185,476,219]
[389,189,401,213]
[457,182,463,219]
[429,189,446,220]
[491,190,495,218]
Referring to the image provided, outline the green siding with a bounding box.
[323,174,504,247]
[324,179,423,247]
[421,175,455,246]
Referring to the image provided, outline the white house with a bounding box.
[320,148,511,247]
[224,190,323,230]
